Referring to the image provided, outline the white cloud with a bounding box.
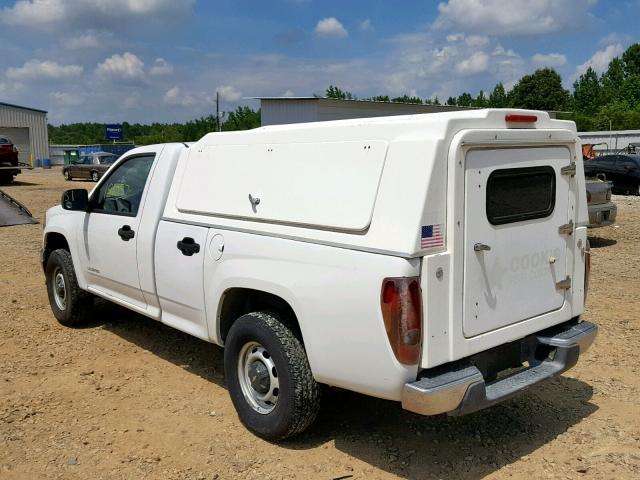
[95,52,145,81]
[6,59,83,80]
[1,0,195,28]
[216,85,242,102]
[281,89,296,97]
[532,53,567,68]
[437,0,597,36]
[359,19,373,32]
[315,17,348,38]
[149,58,174,76]
[64,30,112,49]
[50,91,84,106]
[575,43,624,76]
[455,51,490,75]
[163,86,196,107]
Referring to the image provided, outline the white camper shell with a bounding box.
[43,109,596,440]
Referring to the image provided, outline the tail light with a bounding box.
[505,114,537,124]
[584,239,591,305]
[12,146,18,153]
[380,277,422,365]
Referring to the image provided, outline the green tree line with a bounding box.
[48,106,261,145]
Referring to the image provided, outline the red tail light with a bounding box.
[584,239,591,305]
[505,114,537,123]
[380,277,422,365]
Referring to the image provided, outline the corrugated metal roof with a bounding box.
[0,101,47,114]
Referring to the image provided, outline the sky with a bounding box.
[0,0,637,125]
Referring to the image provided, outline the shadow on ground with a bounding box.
[92,301,597,479]
[588,235,617,248]
[2,180,41,186]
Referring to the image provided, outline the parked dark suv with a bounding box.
[583,154,640,195]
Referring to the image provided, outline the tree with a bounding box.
[508,68,570,111]
[391,94,423,104]
[622,43,640,77]
[488,83,508,108]
[601,57,625,103]
[446,96,457,106]
[371,95,390,102]
[473,90,488,108]
[222,106,261,131]
[456,92,473,106]
[325,85,353,100]
[573,67,602,114]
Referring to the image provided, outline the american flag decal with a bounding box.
[421,224,444,248]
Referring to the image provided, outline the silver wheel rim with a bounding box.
[52,267,67,311]
[92,172,98,181]
[237,341,279,414]
[64,171,69,179]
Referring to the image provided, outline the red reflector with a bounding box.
[380,277,422,365]
[505,114,537,123]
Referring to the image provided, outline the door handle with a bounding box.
[177,237,200,256]
[474,243,491,252]
[117,225,135,241]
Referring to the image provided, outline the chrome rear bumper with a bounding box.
[588,202,617,228]
[401,321,597,416]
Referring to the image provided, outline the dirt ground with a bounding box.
[1,168,639,480]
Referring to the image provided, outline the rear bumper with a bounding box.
[401,320,597,416]
[588,202,617,228]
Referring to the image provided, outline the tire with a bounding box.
[63,169,71,180]
[224,311,321,440]
[91,171,99,182]
[45,249,93,327]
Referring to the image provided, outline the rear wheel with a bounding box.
[90,170,99,182]
[224,311,321,440]
[45,249,93,326]
[63,169,71,181]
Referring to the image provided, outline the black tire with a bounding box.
[0,172,13,185]
[63,169,71,180]
[45,249,93,327]
[91,171,99,182]
[224,311,321,440]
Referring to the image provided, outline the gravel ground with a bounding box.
[1,169,639,480]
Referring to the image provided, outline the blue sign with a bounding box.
[105,124,123,140]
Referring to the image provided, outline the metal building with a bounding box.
[0,102,49,166]
[257,97,476,126]
[578,129,640,153]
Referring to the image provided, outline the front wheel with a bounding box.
[224,311,321,440]
[90,171,99,182]
[45,249,93,326]
[63,169,71,180]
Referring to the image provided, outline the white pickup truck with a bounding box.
[42,109,597,440]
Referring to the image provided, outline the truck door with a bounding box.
[463,147,571,337]
[154,221,209,340]
[80,154,156,309]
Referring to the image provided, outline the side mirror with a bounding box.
[61,189,89,211]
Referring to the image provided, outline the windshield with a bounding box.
[0,137,11,144]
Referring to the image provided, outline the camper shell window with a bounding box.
[486,166,556,225]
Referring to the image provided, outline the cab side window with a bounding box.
[92,155,155,216]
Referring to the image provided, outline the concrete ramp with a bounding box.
[0,189,38,227]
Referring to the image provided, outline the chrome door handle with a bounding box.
[474,243,491,252]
